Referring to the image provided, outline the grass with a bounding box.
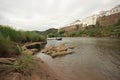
[0,33,17,57]
[0,25,45,42]
[0,33,10,57]
[11,45,34,75]
[0,25,46,57]
[81,25,120,37]
[0,25,45,75]
[57,25,120,37]
[0,46,34,76]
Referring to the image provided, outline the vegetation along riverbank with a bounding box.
[40,24,120,38]
[0,25,64,80]
[39,12,120,38]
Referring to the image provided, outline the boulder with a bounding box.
[42,43,74,57]
[22,42,46,55]
[56,44,67,51]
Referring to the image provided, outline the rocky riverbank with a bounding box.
[0,41,66,80]
[22,42,47,55]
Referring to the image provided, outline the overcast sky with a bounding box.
[0,0,120,31]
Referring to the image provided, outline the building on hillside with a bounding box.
[59,5,120,30]
[81,5,120,27]
[64,20,82,27]
[82,15,99,27]
[58,20,84,32]
[97,12,120,27]
[96,4,120,27]
[99,10,107,17]
[106,5,120,16]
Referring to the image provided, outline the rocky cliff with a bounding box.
[97,12,120,27]
[59,20,84,32]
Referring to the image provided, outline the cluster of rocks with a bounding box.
[42,44,74,57]
[22,42,46,55]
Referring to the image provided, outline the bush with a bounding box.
[48,33,55,37]
[0,46,34,76]
[11,45,34,75]
[70,32,76,37]
[0,25,46,57]
[0,25,45,42]
[0,33,11,57]
[56,24,120,37]
[58,30,65,35]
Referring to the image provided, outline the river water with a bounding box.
[37,37,120,80]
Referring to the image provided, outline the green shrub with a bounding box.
[0,25,45,42]
[0,33,11,57]
[11,45,34,75]
[69,32,76,37]
[0,46,34,76]
[49,25,120,37]
[48,33,55,37]
[58,30,65,35]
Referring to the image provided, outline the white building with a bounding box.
[106,5,120,16]
[82,15,99,27]
[81,5,120,27]
[66,20,82,26]
[99,10,107,17]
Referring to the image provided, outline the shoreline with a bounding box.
[0,57,64,80]
[0,41,65,80]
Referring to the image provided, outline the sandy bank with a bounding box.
[0,41,66,80]
[0,57,64,80]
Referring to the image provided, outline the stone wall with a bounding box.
[97,12,120,26]
[59,24,84,32]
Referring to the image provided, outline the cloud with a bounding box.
[0,0,119,31]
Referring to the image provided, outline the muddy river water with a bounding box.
[37,37,120,80]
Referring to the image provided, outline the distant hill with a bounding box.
[34,28,58,36]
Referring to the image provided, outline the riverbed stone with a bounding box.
[42,43,74,57]
[56,44,68,51]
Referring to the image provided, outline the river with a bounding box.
[37,37,120,80]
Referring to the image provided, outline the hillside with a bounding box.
[37,28,58,37]
[97,12,120,27]
[57,11,120,37]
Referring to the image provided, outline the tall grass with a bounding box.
[0,25,46,57]
[0,25,45,42]
[11,45,34,75]
[0,33,11,57]
[0,45,34,76]
[0,25,45,75]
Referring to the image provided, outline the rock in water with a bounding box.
[41,43,74,57]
